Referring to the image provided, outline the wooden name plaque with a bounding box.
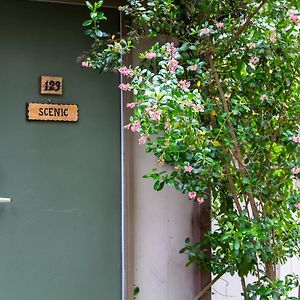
[40,76,63,95]
[27,103,78,122]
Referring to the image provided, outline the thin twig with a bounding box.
[194,271,226,300]
[229,0,269,44]
[224,164,243,214]
[207,53,259,218]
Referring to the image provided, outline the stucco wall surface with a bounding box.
[133,135,196,300]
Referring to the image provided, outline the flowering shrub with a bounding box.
[81,0,300,298]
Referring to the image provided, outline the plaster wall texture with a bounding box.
[132,135,196,300]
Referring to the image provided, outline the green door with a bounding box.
[0,1,121,299]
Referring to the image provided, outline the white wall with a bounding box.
[133,134,196,300]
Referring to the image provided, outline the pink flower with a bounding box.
[184,166,193,173]
[166,43,178,58]
[250,56,260,65]
[149,109,162,121]
[295,203,300,210]
[291,167,300,175]
[201,28,211,35]
[168,59,179,73]
[185,101,194,107]
[187,65,198,71]
[194,104,205,112]
[145,52,157,59]
[81,61,91,68]
[290,14,299,24]
[197,197,205,205]
[119,83,133,91]
[178,80,191,91]
[292,137,300,143]
[138,135,147,145]
[216,22,224,29]
[123,124,131,130]
[260,94,268,101]
[249,42,257,49]
[126,102,136,109]
[188,192,197,200]
[164,122,172,131]
[118,66,133,77]
[269,35,277,43]
[131,121,141,132]
[145,105,153,113]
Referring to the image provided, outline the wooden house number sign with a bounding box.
[27,103,78,122]
[40,76,63,95]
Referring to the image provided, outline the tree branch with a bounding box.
[229,0,269,43]
[193,271,226,300]
[207,53,260,219]
[224,164,243,214]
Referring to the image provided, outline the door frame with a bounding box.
[26,1,132,299]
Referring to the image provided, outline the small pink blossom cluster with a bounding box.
[295,203,300,210]
[146,106,162,122]
[201,28,211,35]
[168,59,179,73]
[260,94,268,101]
[188,192,197,200]
[216,22,224,29]
[250,56,260,65]
[269,35,277,43]
[188,192,205,205]
[292,136,300,143]
[124,121,141,132]
[197,198,205,205]
[165,43,179,73]
[118,66,134,77]
[187,65,198,72]
[184,166,193,173]
[166,43,178,58]
[194,104,205,112]
[81,61,92,68]
[145,52,157,59]
[119,83,133,92]
[292,167,300,175]
[126,102,136,109]
[185,102,205,112]
[290,14,300,24]
[164,122,172,131]
[138,135,147,145]
[185,101,194,108]
[178,80,191,91]
[131,121,141,132]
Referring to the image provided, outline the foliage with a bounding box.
[81,0,300,298]
[134,286,140,299]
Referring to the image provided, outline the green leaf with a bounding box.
[90,12,98,19]
[95,29,105,37]
[234,240,240,251]
[96,12,107,21]
[82,19,93,27]
[154,180,164,191]
[85,1,93,10]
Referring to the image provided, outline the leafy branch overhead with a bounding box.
[81,0,300,299]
